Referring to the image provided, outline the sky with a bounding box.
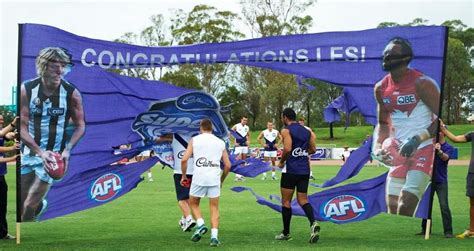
[0,0,473,105]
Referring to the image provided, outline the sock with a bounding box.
[196,218,205,227]
[470,197,474,232]
[148,172,152,178]
[263,173,267,177]
[186,215,193,221]
[301,203,315,225]
[272,171,276,178]
[211,228,218,239]
[282,206,292,235]
[310,171,313,177]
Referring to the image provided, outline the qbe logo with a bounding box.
[90,173,123,202]
[321,195,366,222]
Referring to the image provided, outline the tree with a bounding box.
[218,85,246,125]
[170,5,244,96]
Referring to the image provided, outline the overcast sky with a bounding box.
[1,0,472,105]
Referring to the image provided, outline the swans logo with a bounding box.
[321,195,366,222]
[178,150,185,159]
[292,147,308,157]
[90,173,123,202]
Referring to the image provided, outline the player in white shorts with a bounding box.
[231,116,250,181]
[257,121,282,180]
[181,119,231,247]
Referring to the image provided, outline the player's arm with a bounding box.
[0,117,17,137]
[257,131,265,147]
[155,134,173,143]
[246,131,250,146]
[278,128,292,168]
[308,131,316,154]
[374,82,391,150]
[0,141,19,153]
[62,89,85,161]
[220,149,231,185]
[439,121,467,143]
[277,131,283,147]
[0,155,19,163]
[434,143,450,162]
[180,139,193,184]
[399,79,441,157]
[416,78,440,139]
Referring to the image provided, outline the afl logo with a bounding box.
[178,150,185,159]
[90,173,123,202]
[321,195,366,222]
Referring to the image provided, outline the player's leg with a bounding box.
[22,176,50,221]
[295,175,319,243]
[436,183,453,236]
[398,170,430,216]
[276,173,295,240]
[271,154,277,180]
[262,156,269,180]
[20,171,35,212]
[189,184,208,242]
[385,176,405,214]
[208,186,220,246]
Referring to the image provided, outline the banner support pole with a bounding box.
[16,23,24,244]
[424,26,449,241]
[424,219,431,240]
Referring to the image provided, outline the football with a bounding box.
[381,137,405,166]
[45,152,66,180]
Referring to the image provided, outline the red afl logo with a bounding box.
[90,173,123,202]
[322,195,366,222]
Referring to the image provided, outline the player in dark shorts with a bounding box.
[275,108,319,243]
[440,120,474,239]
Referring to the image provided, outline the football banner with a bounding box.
[19,23,446,222]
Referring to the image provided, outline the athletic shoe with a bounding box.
[262,176,266,180]
[179,217,186,229]
[275,233,293,241]
[272,176,278,180]
[149,178,154,182]
[210,238,220,247]
[35,199,48,220]
[309,221,320,243]
[456,230,474,239]
[183,218,196,232]
[444,233,454,238]
[1,234,15,240]
[310,176,315,180]
[191,225,208,242]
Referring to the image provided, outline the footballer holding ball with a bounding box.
[20,47,85,221]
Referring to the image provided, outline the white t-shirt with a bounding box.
[234,123,249,138]
[171,134,194,175]
[192,133,225,186]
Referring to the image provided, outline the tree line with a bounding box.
[113,1,473,130]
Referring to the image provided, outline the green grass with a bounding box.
[247,124,473,160]
[3,163,474,250]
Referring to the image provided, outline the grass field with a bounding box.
[246,124,473,160]
[3,163,474,250]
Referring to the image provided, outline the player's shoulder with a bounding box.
[22,77,41,89]
[60,79,77,92]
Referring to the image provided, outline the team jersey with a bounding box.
[233,123,249,146]
[22,78,76,159]
[378,69,438,149]
[284,123,311,175]
[171,133,194,174]
[192,133,225,186]
[263,129,278,151]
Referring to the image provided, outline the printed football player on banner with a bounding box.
[372,38,439,217]
[20,47,85,221]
